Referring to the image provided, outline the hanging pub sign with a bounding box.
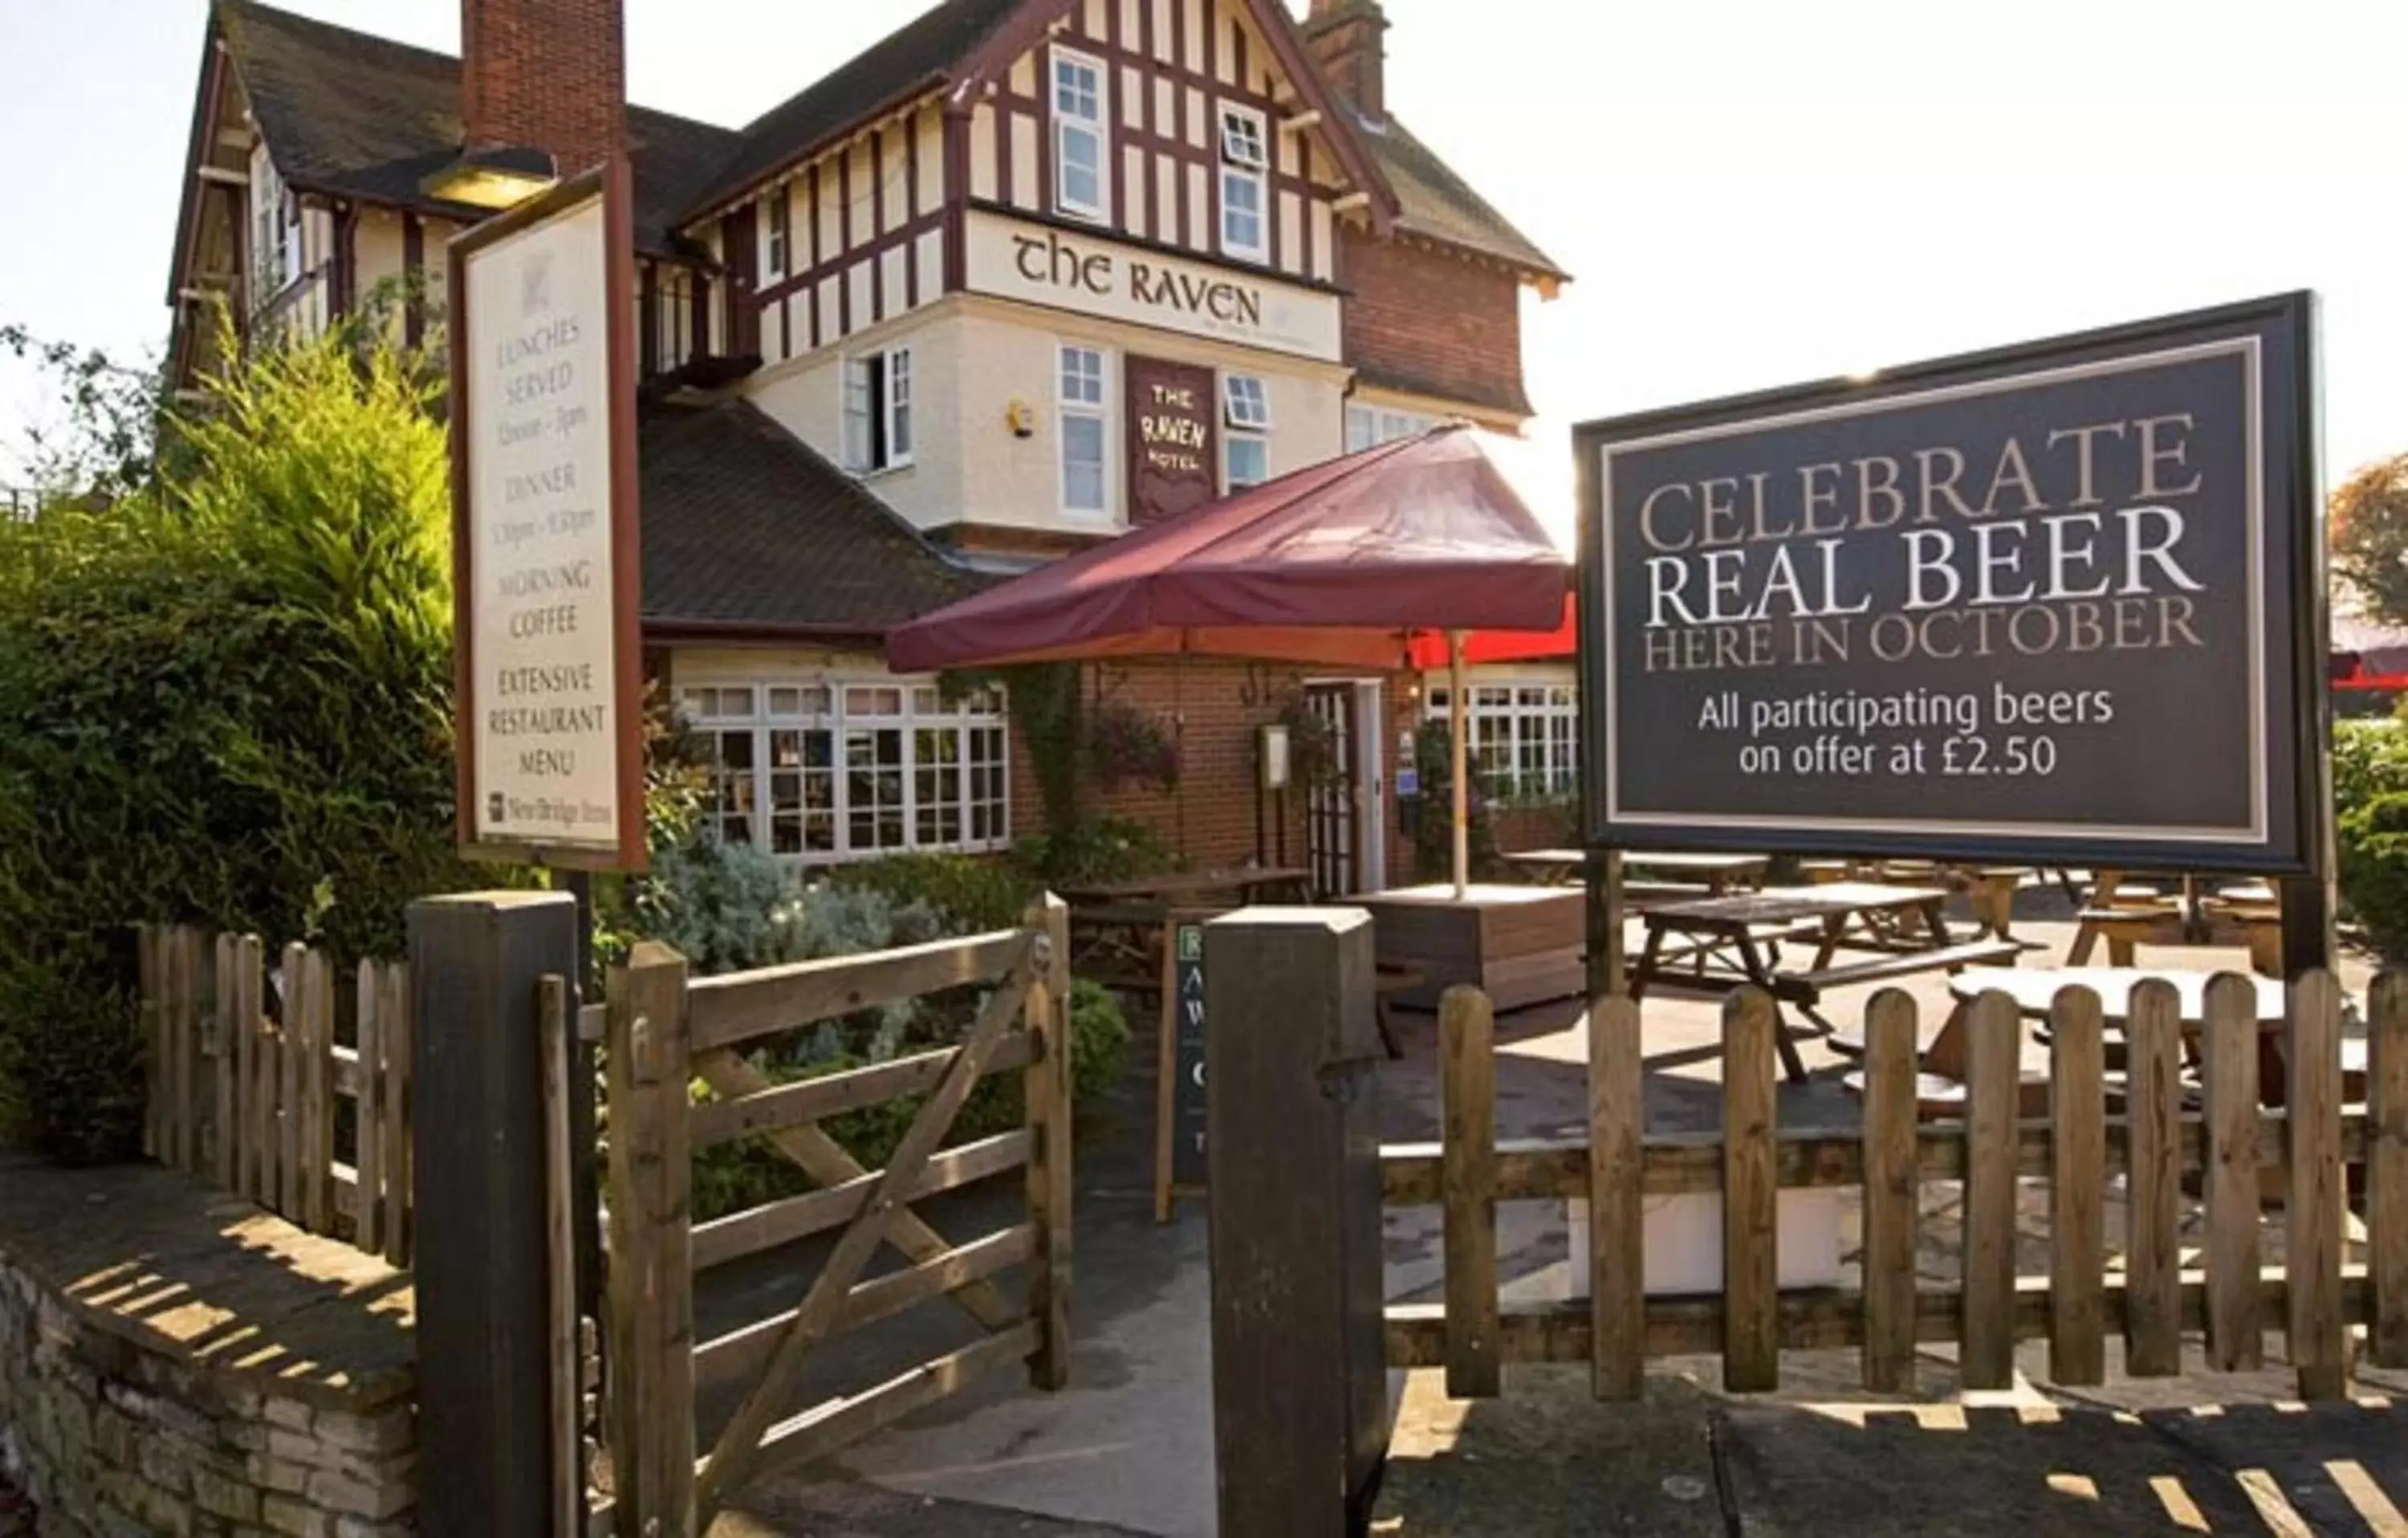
[1578,293,2324,873]
[1126,356,1220,527]
[449,163,647,871]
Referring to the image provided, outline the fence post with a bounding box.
[1025,893,1075,1390]
[409,891,583,1537]
[2373,970,2408,1370]
[1204,907,1387,1538]
[1439,985,1498,1399]
[607,940,696,1538]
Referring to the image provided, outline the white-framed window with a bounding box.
[1059,344,1109,516]
[1218,104,1268,262]
[765,187,790,278]
[654,265,695,372]
[1425,681,1578,800]
[1222,373,1271,489]
[253,151,302,292]
[1346,403,1436,454]
[843,346,913,473]
[680,680,1007,861]
[1052,49,1108,222]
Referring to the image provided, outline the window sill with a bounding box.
[852,460,917,485]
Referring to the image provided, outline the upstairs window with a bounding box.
[1060,344,1109,516]
[844,346,913,474]
[1222,374,1271,489]
[1052,51,1108,222]
[766,188,790,278]
[1218,105,1268,262]
[253,152,301,292]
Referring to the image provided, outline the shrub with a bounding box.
[2335,718,2408,959]
[832,852,1035,935]
[0,323,478,1160]
[1014,816,1177,887]
[1084,699,1180,792]
[1411,719,1501,881]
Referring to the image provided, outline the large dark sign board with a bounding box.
[1578,293,2325,873]
[1153,912,1212,1221]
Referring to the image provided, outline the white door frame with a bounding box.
[1353,679,1385,892]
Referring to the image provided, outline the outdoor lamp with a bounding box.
[421,145,559,210]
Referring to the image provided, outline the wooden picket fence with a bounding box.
[604,897,1074,1537]
[138,923,414,1266]
[1386,969,2408,1401]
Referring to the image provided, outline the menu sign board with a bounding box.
[449,165,645,870]
[1153,913,1214,1222]
[1126,356,1219,526]
[1579,294,2323,873]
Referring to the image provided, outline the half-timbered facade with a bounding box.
[161,0,1565,883]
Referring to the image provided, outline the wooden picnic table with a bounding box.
[1060,868,1312,993]
[1057,865,1312,906]
[1500,848,1768,899]
[1629,882,2017,1083]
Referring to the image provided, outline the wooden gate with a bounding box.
[1386,971,2406,1401]
[1305,682,1360,897]
[604,897,1074,1535]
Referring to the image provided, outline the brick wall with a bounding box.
[1008,659,1417,893]
[461,0,625,174]
[1339,230,1531,421]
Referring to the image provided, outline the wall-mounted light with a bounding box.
[1006,400,1036,437]
[421,145,559,210]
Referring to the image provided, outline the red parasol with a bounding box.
[888,425,1569,893]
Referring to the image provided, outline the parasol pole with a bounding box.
[1449,629,1469,900]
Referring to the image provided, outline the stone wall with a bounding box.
[0,1159,417,1537]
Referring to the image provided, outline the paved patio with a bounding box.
[733,889,2404,1536]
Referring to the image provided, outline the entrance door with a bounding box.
[1304,683,1361,897]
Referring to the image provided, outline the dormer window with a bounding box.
[1218,105,1267,263]
[1052,51,1108,222]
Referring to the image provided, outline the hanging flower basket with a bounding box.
[1279,698,1341,786]
[1086,700,1181,792]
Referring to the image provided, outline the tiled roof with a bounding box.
[684,0,1031,214]
[639,399,982,637]
[1359,112,1567,283]
[215,0,738,255]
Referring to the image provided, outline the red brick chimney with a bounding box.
[1300,0,1388,125]
[459,0,626,176]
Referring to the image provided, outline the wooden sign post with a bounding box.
[1154,909,1217,1222]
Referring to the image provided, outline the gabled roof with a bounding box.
[681,0,1397,231]
[683,0,1028,214]
[210,0,738,256]
[640,399,983,638]
[1357,112,1567,284]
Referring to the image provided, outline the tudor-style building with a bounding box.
[163,0,1566,890]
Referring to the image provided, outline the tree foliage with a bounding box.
[0,315,481,1158]
[2329,453,2408,627]
[0,323,165,509]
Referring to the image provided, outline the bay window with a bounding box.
[681,680,1008,861]
[1218,105,1267,262]
[1426,681,1578,800]
[1060,344,1109,515]
[1052,50,1108,222]
[1347,403,1435,454]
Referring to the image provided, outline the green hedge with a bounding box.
[0,326,477,1160]
[2336,718,2408,960]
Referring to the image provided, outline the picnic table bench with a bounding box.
[1629,882,2019,1082]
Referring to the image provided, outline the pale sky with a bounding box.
[3,0,2403,542]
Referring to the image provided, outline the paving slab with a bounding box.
[1373,1368,1727,1538]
